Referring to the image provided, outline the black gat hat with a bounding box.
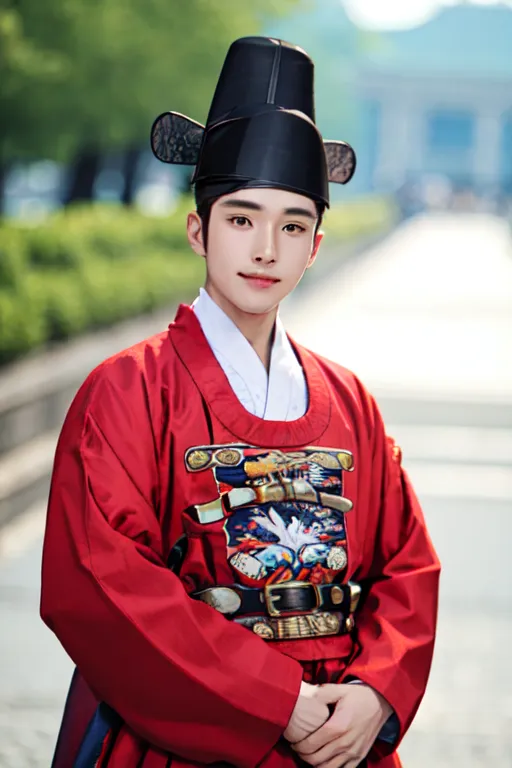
[150,37,356,208]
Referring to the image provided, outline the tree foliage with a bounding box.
[0,0,303,163]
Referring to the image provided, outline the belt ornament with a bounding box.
[192,580,361,641]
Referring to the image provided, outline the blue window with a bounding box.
[501,113,512,190]
[427,110,475,151]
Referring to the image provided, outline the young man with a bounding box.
[41,37,440,768]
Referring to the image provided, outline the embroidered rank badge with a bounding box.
[185,445,355,586]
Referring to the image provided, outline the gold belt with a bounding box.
[193,580,361,641]
[234,611,355,641]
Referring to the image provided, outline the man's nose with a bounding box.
[252,226,276,264]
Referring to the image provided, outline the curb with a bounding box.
[0,304,179,529]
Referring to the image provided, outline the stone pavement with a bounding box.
[400,606,512,767]
[1,212,512,766]
[284,211,512,403]
[0,521,73,768]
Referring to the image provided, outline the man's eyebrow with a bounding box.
[219,199,262,211]
[283,207,317,220]
[219,199,317,219]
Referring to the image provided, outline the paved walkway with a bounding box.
[285,211,512,402]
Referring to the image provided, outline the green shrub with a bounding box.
[0,194,391,367]
[0,200,202,365]
[26,272,90,341]
[0,290,46,364]
[25,224,87,270]
[0,229,28,289]
[323,195,399,241]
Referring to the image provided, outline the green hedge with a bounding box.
[322,194,399,241]
[0,198,204,366]
[0,195,397,367]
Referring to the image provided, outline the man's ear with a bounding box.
[307,230,324,269]
[187,212,206,257]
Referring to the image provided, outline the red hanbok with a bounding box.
[41,304,440,767]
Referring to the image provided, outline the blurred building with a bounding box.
[268,2,512,207]
[355,4,512,198]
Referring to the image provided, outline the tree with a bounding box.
[0,1,70,208]
[0,0,303,207]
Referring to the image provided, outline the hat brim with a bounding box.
[151,111,356,184]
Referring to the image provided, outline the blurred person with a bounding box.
[40,37,440,768]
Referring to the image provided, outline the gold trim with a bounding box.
[195,498,224,524]
[349,581,362,613]
[318,492,353,513]
[330,585,344,605]
[197,587,242,614]
[215,448,242,465]
[337,451,354,471]
[241,611,344,640]
[253,622,274,640]
[307,452,341,470]
[186,449,211,470]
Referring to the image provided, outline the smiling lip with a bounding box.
[239,273,280,289]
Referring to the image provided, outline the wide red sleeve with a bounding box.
[342,389,440,755]
[40,361,303,768]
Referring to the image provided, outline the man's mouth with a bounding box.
[238,272,280,285]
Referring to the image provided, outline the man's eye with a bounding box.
[284,223,305,233]
[230,216,251,227]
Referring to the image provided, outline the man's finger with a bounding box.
[291,719,348,754]
[315,684,348,705]
[293,736,354,765]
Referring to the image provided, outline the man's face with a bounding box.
[187,187,323,317]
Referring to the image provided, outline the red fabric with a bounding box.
[41,304,439,767]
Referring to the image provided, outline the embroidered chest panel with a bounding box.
[184,444,354,585]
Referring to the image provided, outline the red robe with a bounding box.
[41,304,440,767]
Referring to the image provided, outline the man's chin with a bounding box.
[207,281,285,317]
[232,297,280,316]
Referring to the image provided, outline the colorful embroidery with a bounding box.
[185,445,354,586]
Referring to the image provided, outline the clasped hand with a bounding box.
[283,681,392,768]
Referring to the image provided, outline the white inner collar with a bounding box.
[192,288,307,420]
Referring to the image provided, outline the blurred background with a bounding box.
[1,0,511,765]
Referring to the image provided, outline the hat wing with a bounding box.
[324,141,356,185]
[151,112,204,165]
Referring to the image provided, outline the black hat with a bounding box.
[150,37,356,208]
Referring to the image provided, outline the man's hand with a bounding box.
[283,681,331,743]
[289,683,393,768]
